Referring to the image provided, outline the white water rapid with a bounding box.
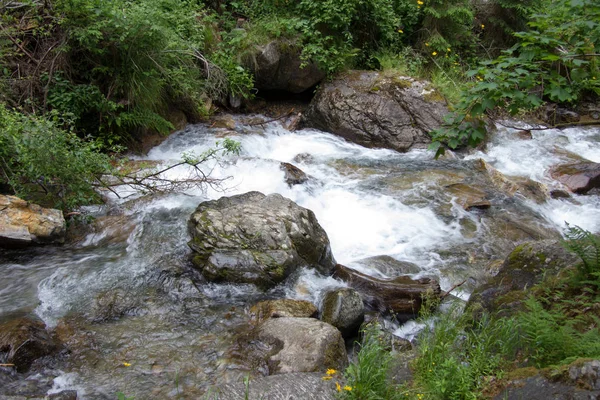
[1,116,598,399]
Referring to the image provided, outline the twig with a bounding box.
[0,364,15,367]
[441,280,467,300]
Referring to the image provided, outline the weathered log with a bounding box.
[333,264,440,321]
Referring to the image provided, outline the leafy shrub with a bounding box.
[0,106,112,210]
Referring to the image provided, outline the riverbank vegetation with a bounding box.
[1,0,597,209]
[340,225,600,399]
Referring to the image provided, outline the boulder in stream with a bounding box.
[280,162,309,186]
[0,317,59,373]
[0,195,65,247]
[255,317,348,374]
[550,161,600,194]
[187,192,336,289]
[333,264,440,320]
[320,287,364,338]
[302,71,448,152]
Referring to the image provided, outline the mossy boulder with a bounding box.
[302,71,448,152]
[187,192,335,289]
[468,240,579,315]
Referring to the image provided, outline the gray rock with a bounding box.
[188,192,335,289]
[47,391,78,400]
[245,40,325,94]
[569,360,600,390]
[320,288,364,337]
[249,299,318,324]
[303,71,449,152]
[213,372,338,399]
[351,255,421,277]
[257,317,347,374]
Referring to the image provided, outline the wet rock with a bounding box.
[214,372,337,399]
[245,40,325,94]
[256,317,347,374]
[249,299,318,324]
[351,255,421,277]
[550,189,571,199]
[445,183,491,210]
[280,162,309,186]
[543,105,581,125]
[0,195,65,247]
[89,288,145,322]
[0,317,58,373]
[333,264,441,320]
[320,288,364,337]
[293,153,315,164]
[187,192,336,289]
[468,240,579,315]
[303,71,448,152]
[550,161,600,194]
[47,391,78,400]
[477,159,549,204]
[210,114,237,130]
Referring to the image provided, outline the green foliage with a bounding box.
[430,0,600,157]
[562,224,600,288]
[421,0,475,55]
[0,106,112,210]
[341,324,400,400]
[412,303,519,399]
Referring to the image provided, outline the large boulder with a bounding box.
[0,195,65,247]
[550,161,600,194]
[0,317,59,373]
[187,192,336,289]
[468,240,579,315]
[244,40,325,94]
[255,317,348,374]
[302,71,449,152]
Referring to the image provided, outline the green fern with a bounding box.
[562,224,600,286]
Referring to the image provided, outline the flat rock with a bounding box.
[550,162,600,194]
[249,299,318,324]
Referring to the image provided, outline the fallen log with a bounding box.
[333,264,441,321]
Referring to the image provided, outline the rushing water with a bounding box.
[1,116,599,398]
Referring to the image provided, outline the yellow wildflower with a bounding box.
[123,362,131,367]
[344,386,353,391]
[417,0,424,4]
[481,24,485,29]
[336,382,342,392]
[322,376,333,381]
[425,42,430,46]
[447,47,451,52]
[326,369,337,375]
[432,51,437,56]
[398,29,404,33]
[417,5,420,8]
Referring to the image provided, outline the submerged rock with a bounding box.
[249,299,318,324]
[0,195,65,247]
[0,317,59,373]
[320,288,364,338]
[303,71,448,152]
[187,192,335,289]
[214,372,337,399]
[351,255,421,277]
[550,161,600,194]
[468,240,579,315]
[333,264,440,320]
[280,162,309,186]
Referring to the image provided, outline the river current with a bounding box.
[1,117,599,398]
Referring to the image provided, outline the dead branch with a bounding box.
[441,279,467,300]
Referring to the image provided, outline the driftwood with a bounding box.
[333,264,440,321]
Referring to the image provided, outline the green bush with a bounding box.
[0,106,112,210]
